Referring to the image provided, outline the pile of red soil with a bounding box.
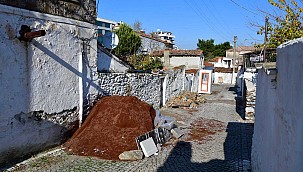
[64,96,156,160]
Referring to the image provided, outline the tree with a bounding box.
[258,0,303,48]
[133,21,143,31]
[197,39,231,60]
[113,23,142,61]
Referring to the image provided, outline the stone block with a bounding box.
[118,150,143,161]
[245,107,255,113]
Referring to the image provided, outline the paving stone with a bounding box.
[6,84,253,172]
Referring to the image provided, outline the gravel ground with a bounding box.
[5,84,253,172]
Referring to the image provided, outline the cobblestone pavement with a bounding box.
[6,84,254,172]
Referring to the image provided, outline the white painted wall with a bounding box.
[252,38,303,172]
[0,5,98,166]
[169,56,200,69]
[97,46,130,73]
[213,72,236,84]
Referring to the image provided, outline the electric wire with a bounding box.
[229,0,264,17]
[183,0,232,42]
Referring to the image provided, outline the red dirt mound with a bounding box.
[64,96,156,160]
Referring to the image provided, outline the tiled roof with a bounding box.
[152,49,203,57]
[204,61,214,67]
[208,57,223,62]
[185,69,199,74]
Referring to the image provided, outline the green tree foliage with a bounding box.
[258,0,303,48]
[197,39,231,60]
[128,54,163,71]
[113,23,142,60]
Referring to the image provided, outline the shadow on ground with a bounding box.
[157,122,254,172]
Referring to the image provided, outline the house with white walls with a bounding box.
[208,57,234,68]
[136,31,173,55]
[0,0,98,167]
[152,49,203,69]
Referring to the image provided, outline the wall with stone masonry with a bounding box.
[0,0,96,23]
[163,67,186,104]
[184,72,199,93]
[251,38,303,172]
[96,73,162,109]
[0,4,98,167]
[95,67,188,109]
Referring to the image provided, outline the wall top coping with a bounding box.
[256,62,277,76]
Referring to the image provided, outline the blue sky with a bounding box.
[97,0,279,50]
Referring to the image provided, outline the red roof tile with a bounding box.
[152,49,203,57]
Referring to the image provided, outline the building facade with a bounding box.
[0,2,98,166]
[96,18,120,48]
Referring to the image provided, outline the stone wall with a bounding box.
[184,72,200,93]
[163,67,186,105]
[0,5,98,167]
[96,73,162,109]
[251,38,303,171]
[0,0,96,23]
[95,67,188,109]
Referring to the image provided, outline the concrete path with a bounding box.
[6,84,253,172]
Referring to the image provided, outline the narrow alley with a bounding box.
[7,84,253,172]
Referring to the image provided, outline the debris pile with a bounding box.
[64,96,156,160]
[164,91,206,108]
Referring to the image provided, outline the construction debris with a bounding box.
[64,96,187,161]
[139,138,158,157]
[164,91,206,108]
[64,96,156,160]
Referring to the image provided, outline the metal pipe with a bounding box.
[24,30,46,39]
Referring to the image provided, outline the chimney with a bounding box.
[164,50,170,68]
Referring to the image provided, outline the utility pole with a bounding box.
[231,36,237,85]
[264,16,269,62]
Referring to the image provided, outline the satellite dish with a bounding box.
[111,33,119,49]
[103,32,119,49]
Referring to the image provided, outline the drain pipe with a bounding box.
[78,41,85,127]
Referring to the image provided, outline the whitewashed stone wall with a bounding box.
[96,67,187,109]
[96,73,162,108]
[163,67,186,104]
[0,5,98,166]
[252,38,303,172]
[213,72,236,84]
[184,72,200,92]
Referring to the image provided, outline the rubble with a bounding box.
[139,138,158,157]
[164,91,206,108]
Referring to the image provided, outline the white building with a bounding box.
[208,57,234,68]
[152,29,175,49]
[96,18,121,48]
